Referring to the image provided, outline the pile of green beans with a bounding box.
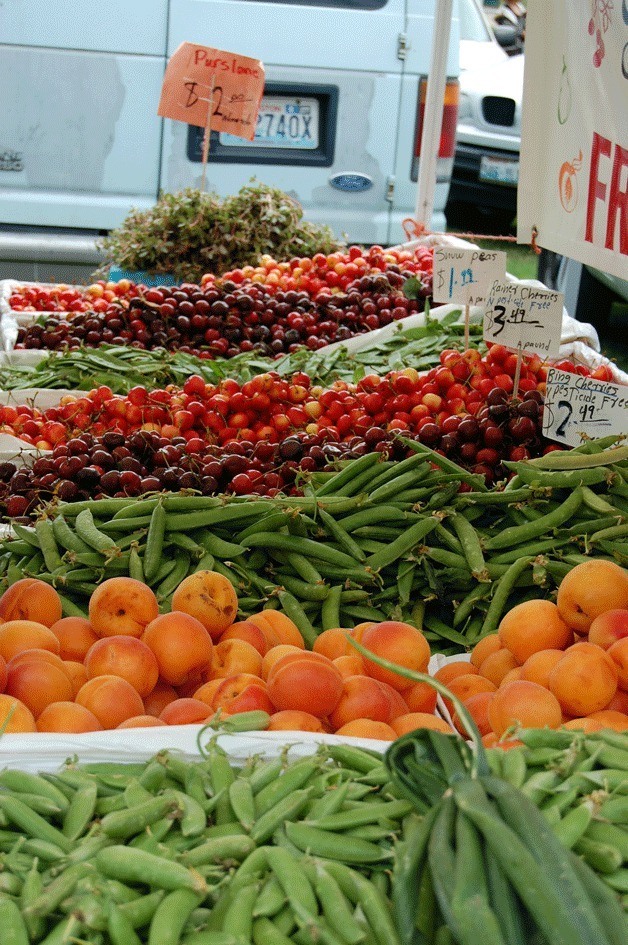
[0,740,411,945]
[386,726,627,945]
[0,438,626,651]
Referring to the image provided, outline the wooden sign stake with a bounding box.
[464,303,470,350]
[512,345,524,400]
[200,77,215,193]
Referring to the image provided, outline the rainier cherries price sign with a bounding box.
[483,282,563,360]
[543,368,628,446]
[158,42,265,141]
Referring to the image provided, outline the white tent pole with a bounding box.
[414,0,454,227]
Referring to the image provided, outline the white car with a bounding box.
[448,0,524,229]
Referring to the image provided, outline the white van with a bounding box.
[0,0,460,281]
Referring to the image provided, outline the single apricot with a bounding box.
[313,628,355,661]
[267,653,343,719]
[377,680,413,721]
[548,645,618,716]
[219,621,270,656]
[442,674,497,717]
[328,675,392,730]
[333,655,365,679]
[360,621,431,691]
[478,649,520,687]
[470,634,502,668]
[588,608,628,650]
[562,717,605,732]
[453,691,494,737]
[0,578,62,627]
[75,675,145,729]
[488,680,563,736]
[89,578,159,638]
[334,719,397,740]
[499,667,524,687]
[36,701,103,733]
[433,661,478,686]
[520,649,564,689]
[7,648,68,674]
[498,600,572,663]
[403,681,438,715]
[142,611,213,687]
[557,560,628,634]
[117,715,165,729]
[49,617,99,662]
[390,713,454,737]
[608,637,628,691]
[267,710,325,732]
[350,623,376,643]
[159,698,212,725]
[0,654,6,694]
[261,644,303,680]
[0,621,60,663]
[248,610,304,648]
[171,570,238,641]
[6,659,74,719]
[605,688,628,713]
[144,679,179,717]
[193,679,224,708]
[209,639,263,680]
[587,709,628,732]
[84,636,159,699]
[211,673,274,716]
[0,694,36,733]
[63,661,89,698]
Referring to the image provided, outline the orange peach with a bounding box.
[390,713,454,737]
[442,674,497,717]
[605,688,628,714]
[548,645,618,716]
[117,715,165,729]
[360,621,431,692]
[478,649,520,687]
[84,636,159,698]
[434,661,478,686]
[562,717,605,732]
[453,691,494,737]
[219,621,270,656]
[89,578,159,638]
[267,653,343,719]
[6,659,74,719]
[267,710,324,732]
[328,675,392,730]
[63,661,89,698]
[333,655,365,679]
[588,608,628,650]
[248,611,305,648]
[37,701,103,733]
[261,645,303,681]
[0,694,36,733]
[499,667,524,687]
[142,612,213,687]
[377,680,413,720]
[211,673,274,716]
[334,719,396,740]
[75,675,145,729]
[144,679,179,717]
[159,698,212,725]
[403,681,438,715]
[498,599,572,663]
[557,561,628,634]
[0,578,62,627]
[49,617,99,662]
[193,679,224,709]
[520,649,564,688]
[488,681,563,736]
[607,637,628,691]
[586,709,628,731]
[0,621,61,663]
[313,628,355,661]
[209,639,263,680]
[0,653,6,694]
[470,634,502,668]
[171,570,238,641]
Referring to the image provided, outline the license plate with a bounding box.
[220,96,319,149]
[479,155,519,186]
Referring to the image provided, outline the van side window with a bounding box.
[227,0,388,7]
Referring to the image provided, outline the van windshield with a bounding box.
[459,0,493,43]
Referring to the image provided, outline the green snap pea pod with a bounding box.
[480,556,534,636]
[284,822,390,863]
[553,804,593,849]
[0,794,73,853]
[338,506,411,533]
[590,523,628,542]
[253,916,294,945]
[52,516,93,555]
[129,544,144,582]
[166,790,206,838]
[450,809,506,945]
[452,583,491,627]
[100,515,153,532]
[206,746,236,826]
[0,872,23,895]
[506,464,612,488]
[584,821,628,860]
[183,934,242,945]
[239,512,292,541]
[275,572,329,601]
[247,759,283,796]
[100,795,180,839]
[35,518,64,572]
[194,551,216,573]
[170,533,205,557]
[366,516,439,571]
[490,537,571,563]
[0,894,30,945]
[602,868,628,892]
[108,902,143,945]
[326,745,383,773]
[309,799,413,832]
[365,453,430,494]
[323,860,401,945]
[587,740,628,771]
[580,485,621,515]
[422,546,469,569]
[497,746,527,789]
[195,530,246,559]
[75,508,120,552]
[527,445,628,469]
[342,604,388,623]
[20,857,45,942]
[307,781,351,821]
[285,552,323,584]
[449,513,488,578]
[19,837,67,861]
[315,454,381,497]
[367,467,431,505]
[143,502,167,582]
[485,489,584,550]
[575,836,623,875]
[11,523,41,548]
[23,862,95,919]
[317,507,367,563]
[97,846,207,894]
[4,540,38,557]
[162,502,272,532]
[520,770,561,806]
[156,551,191,599]
[116,890,166,929]
[290,901,346,945]
[57,592,89,618]
[222,880,259,941]
[566,850,628,945]
[276,591,318,648]
[228,778,255,832]
[244,533,360,570]
[254,760,318,817]
[266,845,318,915]
[253,875,286,918]
[62,782,98,841]
[0,770,70,812]
[250,788,312,845]
[392,807,438,945]
[321,584,343,631]
[561,515,624,537]
[148,888,203,945]
[181,835,256,868]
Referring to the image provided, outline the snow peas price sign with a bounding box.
[432,248,507,307]
[483,281,563,361]
[543,368,628,447]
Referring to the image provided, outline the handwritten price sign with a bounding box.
[484,281,563,359]
[158,42,265,141]
[433,248,507,306]
[543,368,628,446]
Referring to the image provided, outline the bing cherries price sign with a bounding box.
[543,368,628,447]
[484,281,563,360]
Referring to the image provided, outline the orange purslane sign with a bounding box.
[158,42,265,141]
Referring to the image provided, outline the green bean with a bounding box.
[250,788,312,845]
[62,782,97,842]
[156,551,191,599]
[366,516,439,571]
[315,453,381,497]
[266,846,318,915]
[0,795,73,853]
[480,556,534,636]
[484,489,584,550]
[148,888,202,945]
[285,822,390,863]
[252,916,294,945]
[324,860,402,945]
[0,894,30,945]
[96,846,207,894]
[143,502,167,582]
[108,902,143,945]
